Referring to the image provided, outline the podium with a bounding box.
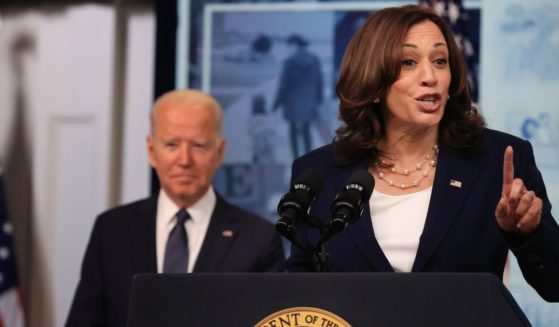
[127,273,531,327]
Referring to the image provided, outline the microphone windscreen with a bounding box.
[345,170,375,201]
[292,169,324,195]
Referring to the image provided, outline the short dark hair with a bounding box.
[333,4,484,165]
[287,34,309,47]
[252,35,272,54]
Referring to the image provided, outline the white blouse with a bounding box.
[370,187,432,272]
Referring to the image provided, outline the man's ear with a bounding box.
[217,138,226,166]
[146,134,156,167]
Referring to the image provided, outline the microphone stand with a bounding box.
[313,218,348,272]
[277,213,341,272]
[305,214,330,272]
[313,240,329,272]
[276,214,323,260]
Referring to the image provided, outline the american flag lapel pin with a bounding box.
[450,180,462,188]
[222,230,234,237]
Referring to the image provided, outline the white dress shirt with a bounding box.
[156,187,216,273]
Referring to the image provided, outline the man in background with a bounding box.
[66,89,285,327]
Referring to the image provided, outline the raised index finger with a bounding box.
[502,146,514,196]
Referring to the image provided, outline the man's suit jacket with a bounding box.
[287,128,559,302]
[66,192,285,327]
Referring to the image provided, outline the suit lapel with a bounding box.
[343,159,394,271]
[348,206,394,271]
[412,145,479,271]
[130,197,158,273]
[193,195,237,272]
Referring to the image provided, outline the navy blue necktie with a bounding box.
[163,209,190,273]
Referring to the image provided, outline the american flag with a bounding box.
[0,175,25,327]
[421,0,479,102]
[450,179,463,188]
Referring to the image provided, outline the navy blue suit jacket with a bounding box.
[287,129,559,302]
[66,192,285,327]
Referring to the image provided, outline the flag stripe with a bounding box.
[0,287,24,327]
[0,176,25,327]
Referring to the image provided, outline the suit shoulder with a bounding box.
[299,143,334,159]
[481,128,527,147]
[96,197,155,224]
[471,129,537,171]
[293,144,335,167]
[218,197,275,229]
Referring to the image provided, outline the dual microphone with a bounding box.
[276,169,375,251]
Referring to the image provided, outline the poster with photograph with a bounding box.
[201,4,379,220]
[481,0,559,324]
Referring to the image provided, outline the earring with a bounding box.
[373,98,380,103]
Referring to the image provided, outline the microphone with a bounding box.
[276,169,324,228]
[276,169,324,249]
[319,170,375,244]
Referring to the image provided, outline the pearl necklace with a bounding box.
[375,144,439,189]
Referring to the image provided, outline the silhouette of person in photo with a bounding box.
[273,34,323,159]
[249,93,276,163]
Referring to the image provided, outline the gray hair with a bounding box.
[149,89,224,137]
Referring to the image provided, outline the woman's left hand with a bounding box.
[495,146,542,237]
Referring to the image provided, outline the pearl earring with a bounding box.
[373,98,380,103]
